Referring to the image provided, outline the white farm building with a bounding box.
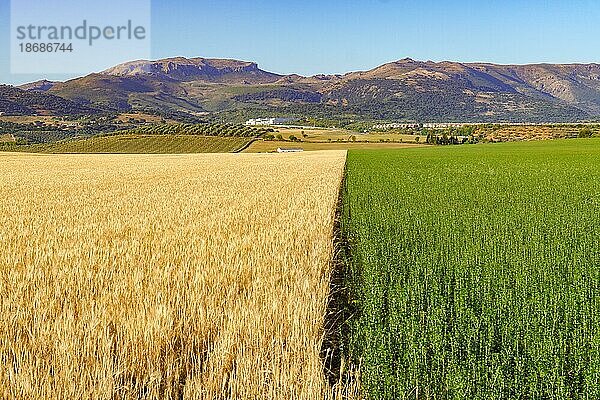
[276,148,304,153]
[245,117,295,126]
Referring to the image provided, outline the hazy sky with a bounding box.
[2,0,600,84]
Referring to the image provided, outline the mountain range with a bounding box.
[7,57,600,122]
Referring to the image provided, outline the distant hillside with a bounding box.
[44,57,286,114]
[344,59,600,116]
[19,80,57,92]
[12,57,600,122]
[102,57,282,84]
[0,85,100,116]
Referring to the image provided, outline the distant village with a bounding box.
[245,118,586,130]
[245,119,475,129]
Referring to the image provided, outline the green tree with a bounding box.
[578,127,593,138]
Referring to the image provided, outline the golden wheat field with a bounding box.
[0,151,350,399]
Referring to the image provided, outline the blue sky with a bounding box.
[2,0,600,84]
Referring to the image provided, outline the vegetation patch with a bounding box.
[341,139,600,398]
[9,134,252,154]
[109,122,273,138]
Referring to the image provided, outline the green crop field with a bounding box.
[341,139,600,399]
[116,122,269,137]
[8,134,251,154]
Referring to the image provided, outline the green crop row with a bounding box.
[341,139,600,399]
[106,123,273,138]
[12,135,250,154]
